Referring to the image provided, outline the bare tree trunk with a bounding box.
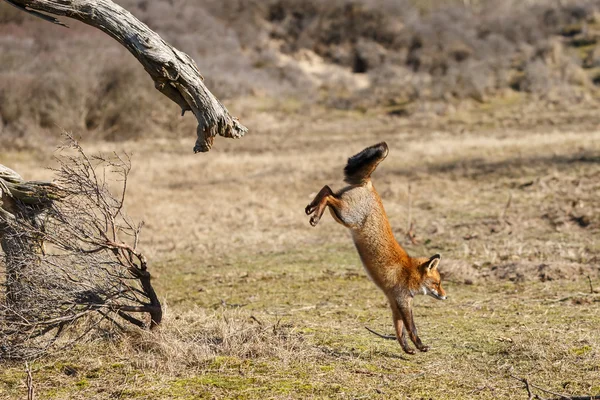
[4,0,248,152]
[1,229,34,307]
[0,168,45,308]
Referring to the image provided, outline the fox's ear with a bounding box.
[427,254,441,271]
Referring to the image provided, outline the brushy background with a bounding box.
[2,0,600,147]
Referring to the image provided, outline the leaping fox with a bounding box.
[305,142,446,354]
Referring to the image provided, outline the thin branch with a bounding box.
[501,193,513,221]
[406,183,412,233]
[509,375,597,400]
[511,375,536,400]
[117,311,145,328]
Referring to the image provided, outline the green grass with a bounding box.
[1,246,599,399]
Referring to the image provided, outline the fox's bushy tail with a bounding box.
[343,142,389,185]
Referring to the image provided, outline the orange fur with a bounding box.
[306,142,446,354]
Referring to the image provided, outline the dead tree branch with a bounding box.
[0,134,161,360]
[3,0,248,152]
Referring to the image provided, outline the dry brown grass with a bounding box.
[1,111,600,397]
[118,308,312,374]
[4,106,600,270]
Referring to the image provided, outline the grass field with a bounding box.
[1,103,600,399]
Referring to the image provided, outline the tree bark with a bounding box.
[4,0,248,152]
[0,166,49,308]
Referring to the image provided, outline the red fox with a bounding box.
[305,142,446,354]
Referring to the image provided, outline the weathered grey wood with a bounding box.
[0,164,59,307]
[4,0,248,152]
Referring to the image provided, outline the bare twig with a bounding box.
[406,221,419,245]
[25,361,34,400]
[501,193,513,221]
[405,184,419,245]
[511,375,537,400]
[406,184,412,233]
[587,275,594,294]
[365,326,396,340]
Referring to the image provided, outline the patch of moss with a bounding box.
[0,372,21,390]
[209,355,243,369]
[571,345,592,356]
[173,375,256,390]
[75,377,89,388]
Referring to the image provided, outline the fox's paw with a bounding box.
[417,344,429,352]
[309,214,321,227]
[305,204,315,215]
[402,346,416,355]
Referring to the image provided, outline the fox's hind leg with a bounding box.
[388,296,414,354]
[398,298,429,352]
[305,185,344,227]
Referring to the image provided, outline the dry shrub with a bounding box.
[0,136,161,360]
[256,0,600,110]
[0,37,172,147]
[267,0,403,68]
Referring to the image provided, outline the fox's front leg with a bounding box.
[388,296,414,354]
[305,185,342,226]
[398,297,429,352]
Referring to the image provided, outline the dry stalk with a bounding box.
[405,184,419,245]
[509,375,599,400]
[25,361,34,400]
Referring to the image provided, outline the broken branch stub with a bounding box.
[5,0,248,152]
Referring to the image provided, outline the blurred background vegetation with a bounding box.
[1,0,600,148]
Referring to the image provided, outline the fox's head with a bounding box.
[417,254,446,300]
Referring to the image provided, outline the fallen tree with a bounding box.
[3,0,248,152]
[0,135,161,360]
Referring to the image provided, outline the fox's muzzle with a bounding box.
[427,291,447,300]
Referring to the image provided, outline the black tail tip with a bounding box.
[372,142,388,155]
[348,142,389,164]
[370,142,389,160]
[343,142,390,184]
